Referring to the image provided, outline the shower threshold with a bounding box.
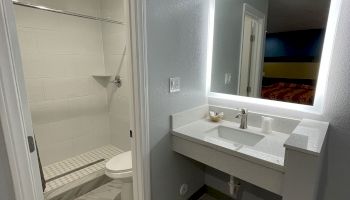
[43,145,122,200]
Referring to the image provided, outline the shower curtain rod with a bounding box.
[12,1,124,25]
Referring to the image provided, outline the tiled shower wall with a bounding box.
[14,0,130,165]
[101,0,131,151]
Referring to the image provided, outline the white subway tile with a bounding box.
[25,78,45,103]
[67,116,96,138]
[43,78,71,100]
[58,14,101,35]
[14,5,59,30]
[62,0,101,18]
[30,99,72,124]
[100,0,125,23]
[109,115,131,150]
[102,24,126,55]
[33,121,74,145]
[67,54,105,76]
[21,52,50,78]
[90,114,111,137]
[72,133,109,155]
[17,28,38,52]
[42,54,69,77]
[37,140,74,166]
[70,78,91,97]
[37,31,78,54]
[68,94,107,118]
[104,54,126,75]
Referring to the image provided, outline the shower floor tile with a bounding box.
[74,180,123,200]
[43,145,122,198]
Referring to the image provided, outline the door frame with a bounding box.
[0,0,44,199]
[237,3,266,97]
[128,0,151,199]
[0,0,151,200]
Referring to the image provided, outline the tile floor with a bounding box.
[74,180,123,200]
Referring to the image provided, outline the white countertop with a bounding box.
[171,105,329,173]
[172,119,289,172]
[284,119,329,156]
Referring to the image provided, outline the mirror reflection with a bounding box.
[210,0,331,105]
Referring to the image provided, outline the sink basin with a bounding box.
[217,126,264,146]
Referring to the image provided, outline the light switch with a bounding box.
[169,77,181,93]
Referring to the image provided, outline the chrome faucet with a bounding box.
[235,108,248,129]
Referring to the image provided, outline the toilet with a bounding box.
[105,151,133,200]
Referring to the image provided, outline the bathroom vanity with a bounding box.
[171,105,328,200]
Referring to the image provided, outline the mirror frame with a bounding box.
[206,0,343,116]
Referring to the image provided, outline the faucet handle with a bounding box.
[235,108,246,118]
[235,108,248,129]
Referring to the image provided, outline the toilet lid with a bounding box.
[106,151,132,173]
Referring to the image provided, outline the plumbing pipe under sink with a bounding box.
[228,176,241,199]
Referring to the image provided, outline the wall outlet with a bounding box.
[179,184,188,196]
[170,77,181,93]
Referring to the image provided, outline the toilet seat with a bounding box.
[105,151,133,179]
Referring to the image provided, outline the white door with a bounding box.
[239,15,256,96]
[238,4,265,97]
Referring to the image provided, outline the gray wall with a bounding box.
[0,122,16,200]
[319,0,350,199]
[210,0,268,94]
[146,0,209,199]
[205,166,281,200]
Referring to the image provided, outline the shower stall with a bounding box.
[12,0,133,199]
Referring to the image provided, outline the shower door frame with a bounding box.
[0,0,151,200]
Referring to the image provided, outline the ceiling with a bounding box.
[267,0,331,33]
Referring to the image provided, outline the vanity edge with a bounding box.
[172,104,329,157]
[284,119,329,156]
[171,127,285,172]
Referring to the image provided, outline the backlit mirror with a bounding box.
[209,0,331,105]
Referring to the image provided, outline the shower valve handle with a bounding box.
[110,76,122,88]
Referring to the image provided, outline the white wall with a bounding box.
[146,0,210,199]
[318,0,350,199]
[210,0,268,95]
[101,0,131,151]
[13,0,131,165]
